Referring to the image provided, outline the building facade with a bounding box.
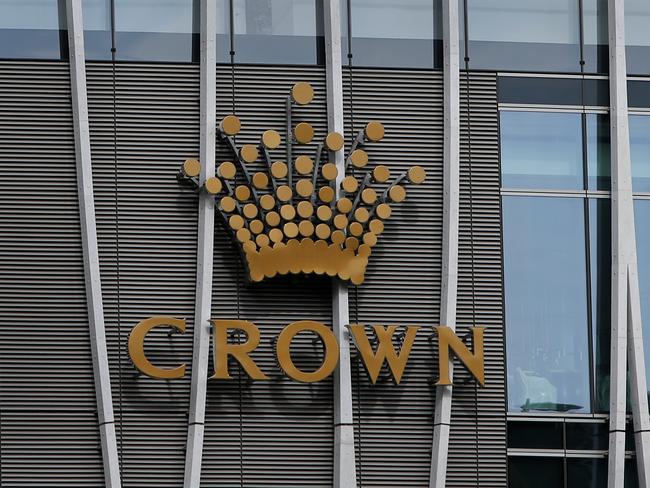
[1,1,650,487]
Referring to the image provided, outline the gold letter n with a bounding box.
[435,326,485,386]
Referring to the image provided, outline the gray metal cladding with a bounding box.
[202,65,334,488]
[86,62,200,487]
[344,68,443,487]
[0,61,103,485]
[447,72,505,487]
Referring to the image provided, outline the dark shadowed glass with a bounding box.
[509,457,564,488]
[587,114,611,191]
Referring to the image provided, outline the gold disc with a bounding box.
[349,222,363,237]
[363,232,378,247]
[336,197,353,213]
[236,228,251,243]
[220,115,241,136]
[365,121,385,142]
[326,132,344,151]
[283,222,299,239]
[345,237,359,250]
[341,176,358,193]
[262,130,281,149]
[361,188,377,205]
[183,159,200,177]
[296,179,314,197]
[256,234,270,247]
[350,149,368,168]
[220,196,236,213]
[373,165,390,183]
[266,211,281,227]
[297,200,314,218]
[376,203,392,220]
[271,161,288,179]
[229,214,244,230]
[204,177,222,194]
[315,223,331,240]
[250,219,264,234]
[369,219,384,235]
[333,214,348,230]
[295,155,314,175]
[389,185,406,203]
[235,185,251,201]
[318,186,335,203]
[243,240,257,253]
[321,163,338,181]
[218,161,236,179]
[408,165,426,184]
[354,207,370,223]
[317,205,332,222]
[243,203,258,219]
[276,185,293,202]
[260,194,276,210]
[280,204,296,221]
[291,82,314,105]
[294,122,314,144]
[252,172,269,189]
[240,144,259,163]
[331,230,345,245]
[299,220,315,237]
[269,228,284,243]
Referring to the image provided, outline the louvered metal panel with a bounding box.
[447,72,505,487]
[0,61,104,486]
[344,68,443,487]
[86,62,200,487]
[202,65,334,487]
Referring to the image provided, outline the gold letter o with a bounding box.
[276,321,339,382]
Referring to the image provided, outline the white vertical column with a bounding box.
[607,0,650,486]
[430,0,460,487]
[184,1,217,486]
[324,1,357,486]
[66,1,121,487]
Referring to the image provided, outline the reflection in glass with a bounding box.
[634,200,650,407]
[500,111,583,190]
[114,0,198,62]
[0,0,66,59]
[504,196,590,413]
[587,114,610,191]
[232,0,324,65]
[589,199,611,413]
[626,0,650,74]
[630,115,650,192]
[583,0,608,73]
[466,0,581,72]
[344,0,442,69]
[508,457,564,488]
[83,0,111,60]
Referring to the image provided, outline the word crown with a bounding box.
[179,82,426,284]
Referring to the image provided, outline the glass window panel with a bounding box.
[634,200,650,408]
[0,0,66,59]
[587,114,610,191]
[583,0,608,73]
[345,0,442,69]
[466,0,581,72]
[83,0,111,60]
[507,421,563,449]
[626,0,650,74]
[114,0,198,62]
[232,0,324,65]
[565,422,608,450]
[508,456,564,488]
[625,458,640,488]
[504,196,590,413]
[589,199,611,413]
[500,111,583,190]
[216,0,231,63]
[566,458,607,488]
[630,115,650,192]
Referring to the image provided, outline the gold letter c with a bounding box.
[128,316,186,379]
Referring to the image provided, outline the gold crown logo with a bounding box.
[178,82,426,285]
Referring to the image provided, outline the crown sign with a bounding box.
[178,82,426,285]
